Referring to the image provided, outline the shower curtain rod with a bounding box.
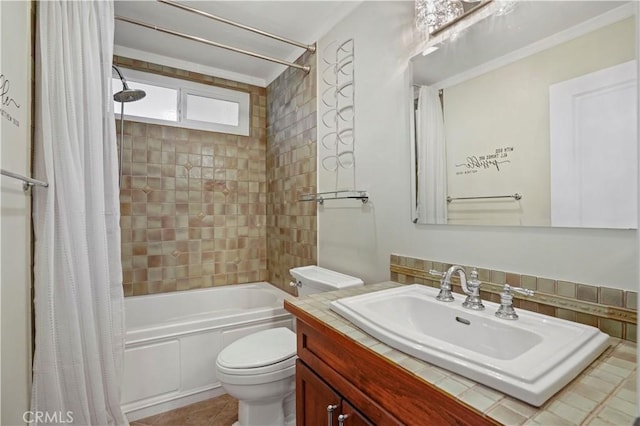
[157,0,316,53]
[115,16,310,73]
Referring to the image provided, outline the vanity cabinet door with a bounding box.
[297,360,342,425]
[340,400,374,426]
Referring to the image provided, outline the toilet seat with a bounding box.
[217,355,296,376]
[217,327,297,376]
[217,362,296,386]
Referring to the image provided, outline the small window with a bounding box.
[184,93,239,126]
[113,68,250,136]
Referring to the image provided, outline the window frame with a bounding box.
[181,87,246,133]
[113,67,251,136]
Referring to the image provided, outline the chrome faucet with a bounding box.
[443,265,485,311]
[495,284,535,320]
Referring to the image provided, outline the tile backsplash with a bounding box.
[390,254,637,342]
[115,56,267,296]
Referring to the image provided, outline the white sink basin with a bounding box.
[329,284,610,406]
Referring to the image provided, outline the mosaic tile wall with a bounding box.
[266,51,318,293]
[114,56,268,296]
[390,255,637,341]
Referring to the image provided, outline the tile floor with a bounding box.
[131,394,238,426]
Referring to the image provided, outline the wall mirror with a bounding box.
[410,1,638,228]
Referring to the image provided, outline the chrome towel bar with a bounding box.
[299,190,369,205]
[447,193,522,203]
[1,169,49,192]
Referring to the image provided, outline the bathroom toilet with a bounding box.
[215,266,364,426]
[216,328,297,426]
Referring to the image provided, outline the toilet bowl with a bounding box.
[216,266,364,426]
[216,327,297,426]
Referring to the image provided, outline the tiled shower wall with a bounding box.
[114,56,268,296]
[266,51,318,293]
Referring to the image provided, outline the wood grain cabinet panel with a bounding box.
[297,360,376,426]
[297,360,342,425]
[341,400,375,426]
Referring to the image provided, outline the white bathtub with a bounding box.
[121,282,294,421]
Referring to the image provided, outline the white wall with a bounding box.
[1,1,33,424]
[317,1,638,292]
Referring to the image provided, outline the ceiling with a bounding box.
[114,1,362,87]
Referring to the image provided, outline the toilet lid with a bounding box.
[217,328,296,371]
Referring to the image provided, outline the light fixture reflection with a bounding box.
[415,0,465,34]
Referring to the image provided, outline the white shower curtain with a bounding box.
[32,2,127,425]
[416,86,448,224]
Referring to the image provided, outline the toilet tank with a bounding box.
[290,266,364,297]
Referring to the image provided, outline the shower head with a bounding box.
[114,87,146,103]
[112,65,146,103]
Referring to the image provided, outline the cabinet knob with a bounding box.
[338,414,349,426]
[327,404,338,426]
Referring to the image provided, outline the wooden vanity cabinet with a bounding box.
[285,300,498,426]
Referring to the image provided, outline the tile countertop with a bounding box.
[287,281,637,426]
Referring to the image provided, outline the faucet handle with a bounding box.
[504,284,535,297]
[495,284,534,320]
[429,269,445,277]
